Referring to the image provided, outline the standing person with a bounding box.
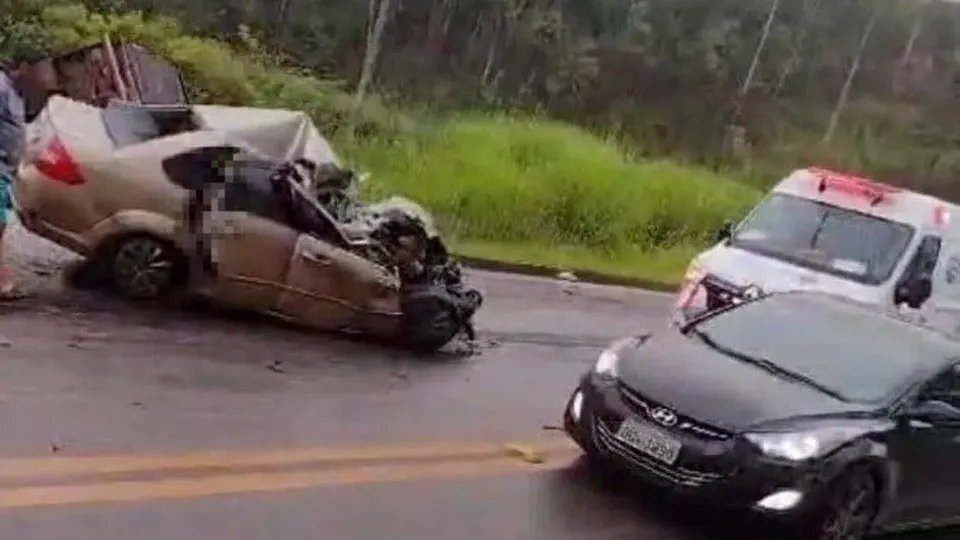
[0,54,30,299]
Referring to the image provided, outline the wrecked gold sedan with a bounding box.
[14,97,483,351]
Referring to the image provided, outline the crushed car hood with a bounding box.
[192,103,341,167]
[362,196,440,238]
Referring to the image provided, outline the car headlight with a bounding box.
[745,426,868,461]
[593,337,637,378]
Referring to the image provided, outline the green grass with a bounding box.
[345,116,762,284]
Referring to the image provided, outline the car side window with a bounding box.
[917,364,960,411]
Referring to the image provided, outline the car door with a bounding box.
[274,233,401,334]
[162,146,298,311]
[884,364,960,527]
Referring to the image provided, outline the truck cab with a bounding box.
[676,167,960,327]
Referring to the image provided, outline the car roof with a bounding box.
[42,95,342,166]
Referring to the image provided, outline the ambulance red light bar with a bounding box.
[808,167,899,206]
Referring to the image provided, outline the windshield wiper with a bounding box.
[688,329,848,402]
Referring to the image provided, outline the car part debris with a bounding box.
[504,444,546,464]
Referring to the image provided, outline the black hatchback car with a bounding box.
[564,291,960,539]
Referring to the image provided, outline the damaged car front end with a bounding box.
[260,158,484,350]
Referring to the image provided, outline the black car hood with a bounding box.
[617,331,865,432]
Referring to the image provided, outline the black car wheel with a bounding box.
[805,469,879,540]
[401,289,462,353]
[109,235,185,301]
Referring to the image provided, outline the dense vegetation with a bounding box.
[4,0,960,282]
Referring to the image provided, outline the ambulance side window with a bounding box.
[895,235,941,308]
[909,235,942,278]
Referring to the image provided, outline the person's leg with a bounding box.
[0,172,17,297]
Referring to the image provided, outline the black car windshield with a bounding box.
[730,193,915,285]
[691,294,953,403]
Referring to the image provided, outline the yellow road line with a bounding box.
[0,438,577,480]
[0,451,581,509]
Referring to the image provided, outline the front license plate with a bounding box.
[615,419,681,465]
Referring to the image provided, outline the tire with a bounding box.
[401,289,461,353]
[108,234,186,301]
[795,467,880,540]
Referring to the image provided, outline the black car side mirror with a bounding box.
[895,276,932,309]
[906,399,960,424]
[716,221,733,243]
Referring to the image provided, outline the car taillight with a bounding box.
[32,136,84,185]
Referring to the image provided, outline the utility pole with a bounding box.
[732,0,782,119]
[355,0,394,106]
[723,0,780,160]
[774,0,821,97]
[823,8,878,144]
[274,0,292,51]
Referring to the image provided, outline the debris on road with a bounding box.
[556,271,580,295]
[266,360,286,373]
[504,444,545,464]
[72,331,110,342]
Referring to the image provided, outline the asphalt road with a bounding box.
[0,219,944,540]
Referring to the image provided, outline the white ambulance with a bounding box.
[676,167,960,325]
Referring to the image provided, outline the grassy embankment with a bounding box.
[352,119,761,286]
[37,4,763,287]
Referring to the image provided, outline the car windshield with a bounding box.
[730,193,914,285]
[690,294,953,403]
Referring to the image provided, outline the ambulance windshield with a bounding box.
[730,193,915,285]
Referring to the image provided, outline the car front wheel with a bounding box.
[795,468,879,540]
[400,288,461,352]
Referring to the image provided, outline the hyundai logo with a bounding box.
[650,407,678,427]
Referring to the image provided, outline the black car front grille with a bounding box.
[592,420,732,488]
[617,383,732,441]
[700,274,741,311]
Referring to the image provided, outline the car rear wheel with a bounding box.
[796,468,879,540]
[109,235,185,301]
[401,288,461,353]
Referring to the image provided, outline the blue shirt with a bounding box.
[0,70,25,177]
